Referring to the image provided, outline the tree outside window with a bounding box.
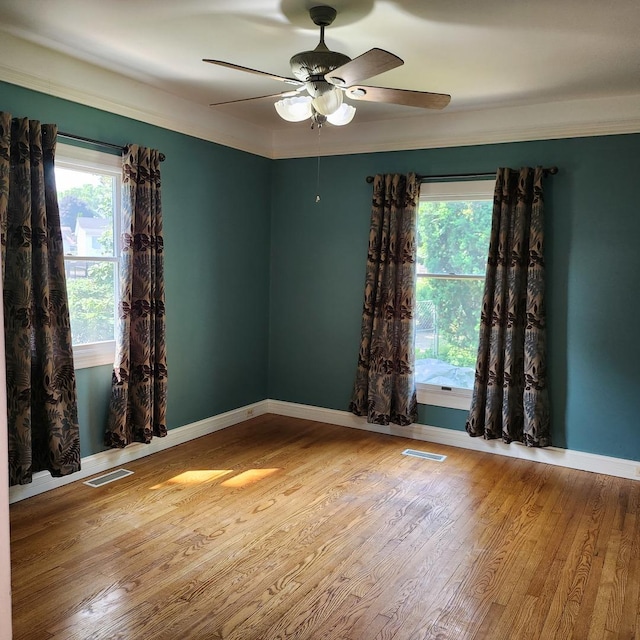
[55,145,121,368]
[416,180,493,402]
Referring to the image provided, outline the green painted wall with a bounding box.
[269,136,640,462]
[3,79,640,464]
[1,81,272,457]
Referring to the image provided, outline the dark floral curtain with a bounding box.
[349,173,419,426]
[105,145,167,448]
[466,166,550,446]
[0,112,81,485]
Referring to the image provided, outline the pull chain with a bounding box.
[315,123,321,203]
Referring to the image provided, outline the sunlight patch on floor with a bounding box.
[150,468,282,489]
[221,468,281,488]
[151,469,233,488]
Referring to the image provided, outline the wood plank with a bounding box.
[616,482,640,639]
[9,414,640,640]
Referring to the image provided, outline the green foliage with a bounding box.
[59,194,97,228]
[99,226,114,255]
[58,173,116,345]
[416,198,492,368]
[67,262,115,344]
[415,347,436,360]
[417,199,491,275]
[58,175,113,230]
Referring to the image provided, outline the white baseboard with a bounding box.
[8,400,269,503]
[10,397,639,503]
[266,400,640,481]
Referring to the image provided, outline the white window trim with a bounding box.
[416,179,494,410]
[72,341,117,369]
[416,385,473,411]
[56,144,121,177]
[56,144,121,369]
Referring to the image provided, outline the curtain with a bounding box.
[0,113,81,485]
[105,145,167,448]
[349,173,419,426]
[466,166,550,446]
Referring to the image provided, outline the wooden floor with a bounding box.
[10,415,640,639]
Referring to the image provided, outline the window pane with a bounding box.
[415,276,484,390]
[66,261,116,345]
[56,168,115,257]
[416,192,493,393]
[417,199,493,275]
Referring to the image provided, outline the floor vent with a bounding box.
[84,469,134,488]
[402,449,447,462]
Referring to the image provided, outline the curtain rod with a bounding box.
[58,131,166,162]
[365,166,558,183]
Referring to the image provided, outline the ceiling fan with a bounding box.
[204,5,451,127]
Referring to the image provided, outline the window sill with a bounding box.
[73,341,115,369]
[416,383,472,411]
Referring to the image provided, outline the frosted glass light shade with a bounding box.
[311,88,343,116]
[327,103,356,126]
[274,95,313,122]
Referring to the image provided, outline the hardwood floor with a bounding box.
[10,414,640,639]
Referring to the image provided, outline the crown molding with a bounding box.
[0,31,273,158]
[270,94,640,158]
[2,31,640,160]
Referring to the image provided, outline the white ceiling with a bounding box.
[1,0,640,158]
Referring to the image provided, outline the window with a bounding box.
[55,144,122,368]
[415,180,494,409]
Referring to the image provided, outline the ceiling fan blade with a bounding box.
[346,85,451,110]
[326,48,403,87]
[203,59,303,87]
[209,88,303,107]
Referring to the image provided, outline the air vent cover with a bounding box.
[402,449,447,462]
[84,469,134,488]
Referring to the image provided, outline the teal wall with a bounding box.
[269,136,640,461]
[1,81,272,457]
[3,80,640,463]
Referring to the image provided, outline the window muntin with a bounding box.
[416,180,494,409]
[55,145,121,368]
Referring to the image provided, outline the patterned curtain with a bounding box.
[466,167,550,446]
[105,145,167,448]
[349,173,419,426]
[0,113,81,485]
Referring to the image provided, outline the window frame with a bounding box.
[415,179,495,410]
[55,144,122,369]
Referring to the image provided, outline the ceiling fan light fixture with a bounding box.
[206,6,452,129]
[311,87,343,116]
[326,102,356,126]
[274,95,313,122]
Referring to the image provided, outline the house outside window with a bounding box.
[415,180,494,409]
[55,144,121,368]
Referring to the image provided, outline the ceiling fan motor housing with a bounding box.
[290,50,351,95]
